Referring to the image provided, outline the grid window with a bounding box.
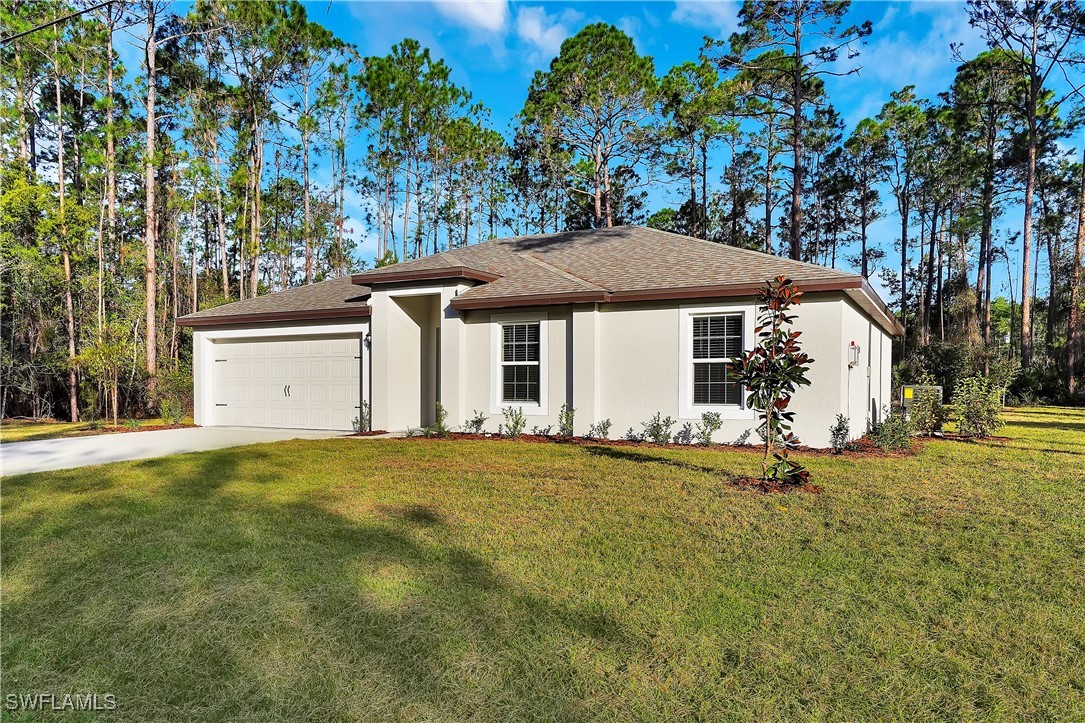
[501,323,540,403]
[692,315,742,405]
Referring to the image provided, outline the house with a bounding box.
[178,226,902,447]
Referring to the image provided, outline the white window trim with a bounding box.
[677,302,757,420]
[490,311,548,416]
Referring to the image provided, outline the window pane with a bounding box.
[693,314,742,362]
[502,364,539,403]
[502,323,540,363]
[693,362,739,406]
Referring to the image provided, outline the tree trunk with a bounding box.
[977,115,996,350]
[1069,149,1085,394]
[899,179,910,356]
[143,7,159,396]
[211,144,229,298]
[54,26,79,423]
[1020,89,1037,366]
[789,14,803,261]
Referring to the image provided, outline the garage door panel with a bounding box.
[211,336,361,431]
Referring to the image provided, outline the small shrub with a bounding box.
[673,423,694,445]
[733,429,752,446]
[909,375,946,436]
[623,427,642,442]
[502,407,526,438]
[695,411,723,446]
[829,414,849,454]
[531,424,553,436]
[586,419,612,439]
[123,418,142,431]
[463,410,488,434]
[641,412,676,445]
[155,368,192,425]
[404,426,423,438]
[427,401,450,437]
[360,401,372,433]
[558,403,575,438]
[953,376,1004,438]
[870,406,914,451]
[86,418,104,430]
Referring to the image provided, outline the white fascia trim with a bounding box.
[200,320,370,342]
[489,311,549,417]
[385,284,448,298]
[677,301,757,421]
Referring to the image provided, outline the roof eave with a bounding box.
[450,290,609,310]
[351,266,500,286]
[178,306,371,327]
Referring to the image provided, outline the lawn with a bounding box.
[2,408,1083,721]
[0,418,193,444]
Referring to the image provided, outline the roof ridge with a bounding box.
[519,253,608,292]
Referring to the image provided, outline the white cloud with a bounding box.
[617,15,643,49]
[515,6,583,62]
[669,1,741,39]
[854,2,986,95]
[432,0,509,33]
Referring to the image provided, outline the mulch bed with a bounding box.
[401,430,919,459]
[76,423,195,436]
[350,430,389,437]
[730,476,824,494]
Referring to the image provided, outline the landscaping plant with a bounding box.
[953,376,1005,438]
[558,403,575,438]
[502,407,527,438]
[695,412,723,446]
[360,401,372,433]
[123,418,142,431]
[154,368,193,425]
[674,423,694,445]
[586,419,612,439]
[463,410,488,434]
[641,412,676,445]
[870,406,915,451]
[729,276,815,486]
[829,414,849,454]
[428,402,451,437]
[909,374,945,436]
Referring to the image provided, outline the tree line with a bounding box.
[1,0,1083,423]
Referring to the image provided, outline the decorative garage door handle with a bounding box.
[283,385,291,397]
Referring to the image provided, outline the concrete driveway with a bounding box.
[1,427,345,476]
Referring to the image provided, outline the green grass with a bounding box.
[2,408,1083,721]
[0,418,193,444]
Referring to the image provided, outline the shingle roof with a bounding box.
[178,276,371,326]
[182,227,901,335]
[353,226,856,300]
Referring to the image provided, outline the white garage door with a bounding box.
[211,336,361,431]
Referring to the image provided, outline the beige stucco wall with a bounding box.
[840,296,893,433]
[193,283,895,447]
[462,306,571,432]
[452,292,892,448]
[595,295,848,448]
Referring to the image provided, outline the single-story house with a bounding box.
[179,226,902,447]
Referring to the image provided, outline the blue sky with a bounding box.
[115,1,1056,300]
[307,0,1012,298]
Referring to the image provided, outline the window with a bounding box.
[691,314,742,406]
[501,322,540,403]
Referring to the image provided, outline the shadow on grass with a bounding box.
[1009,419,1085,434]
[1,447,637,720]
[583,444,733,478]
